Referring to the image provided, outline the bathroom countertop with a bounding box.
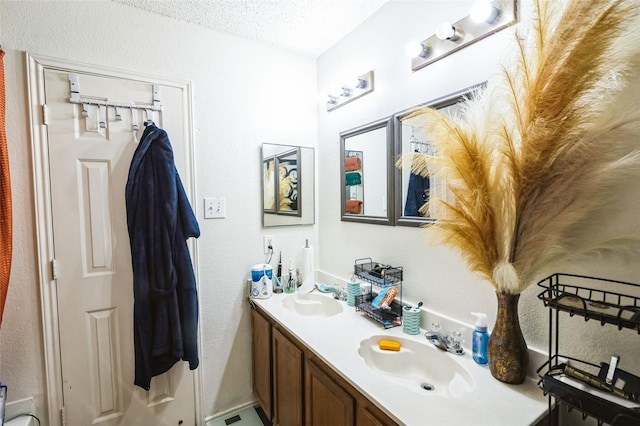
[252,291,548,426]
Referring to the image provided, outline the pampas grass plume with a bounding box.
[406,0,640,294]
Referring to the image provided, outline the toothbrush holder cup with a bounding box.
[402,305,421,335]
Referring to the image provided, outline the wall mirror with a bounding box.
[394,83,485,226]
[262,143,315,227]
[340,117,394,225]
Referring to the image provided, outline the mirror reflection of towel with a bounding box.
[345,156,362,171]
[345,199,363,214]
[345,171,361,186]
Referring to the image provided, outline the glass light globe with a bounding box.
[470,1,499,24]
[405,40,426,58]
[435,22,455,40]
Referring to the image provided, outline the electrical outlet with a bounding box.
[263,235,275,253]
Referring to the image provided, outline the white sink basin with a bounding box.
[282,293,344,317]
[358,335,475,397]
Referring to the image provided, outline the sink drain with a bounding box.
[420,383,435,391]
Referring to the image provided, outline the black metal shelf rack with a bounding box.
[353,257,403,329]
[537,273,640,425]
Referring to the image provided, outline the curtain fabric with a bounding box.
[0,46,13,327]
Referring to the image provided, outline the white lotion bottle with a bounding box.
[471,312,489,365]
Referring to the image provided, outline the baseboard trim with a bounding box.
[204,400,259,424]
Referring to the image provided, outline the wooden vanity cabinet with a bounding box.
[251,308,272,419]
[251,305,398,426]
[272,327,304,425]
[305,352,394,426]
[305,358,354,426]
[355,401,395,426]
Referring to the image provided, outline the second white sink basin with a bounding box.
[358,335,475,397]
[282,293,344,317]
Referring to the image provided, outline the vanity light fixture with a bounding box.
[435,22,464,42]
[405,41,430,59]
[470,0,501,24]
[326,70,375,111]
[408,0,518,72]
[353,77,368,89]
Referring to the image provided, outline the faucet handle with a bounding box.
[430,322,443,334]
[449,330,464,349]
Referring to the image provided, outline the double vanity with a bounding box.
[250,289,548,425]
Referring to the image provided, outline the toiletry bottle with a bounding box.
[471,312,489,365]
[284,259,296,293]
[273,252,283,293]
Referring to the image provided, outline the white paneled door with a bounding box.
[33,61,199,426]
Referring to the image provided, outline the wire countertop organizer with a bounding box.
[536,273,640,425]
[537,273,640,333]
[353,258,403,329]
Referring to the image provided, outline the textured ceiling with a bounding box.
[112,0,390,57]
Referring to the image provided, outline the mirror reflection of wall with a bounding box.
[262,144,315,227]
[394,83,485,226]
[340,118,394,225]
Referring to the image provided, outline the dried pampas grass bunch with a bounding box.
[409,0,640,294]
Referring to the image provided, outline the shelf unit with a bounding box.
[353,257,403,329]
[537,273,640,425]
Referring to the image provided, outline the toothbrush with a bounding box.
[261,266,268,296]
[277,251,282,280]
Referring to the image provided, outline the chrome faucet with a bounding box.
[315,283,346,301]
[330,288,347,301]
[425,323,464,355]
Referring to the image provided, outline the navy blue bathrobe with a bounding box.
[404,171,430,217]
[125,124,200,390]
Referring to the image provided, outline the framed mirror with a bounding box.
[262,144,315,227]
[393,83,485,226]
[340,117,394,225]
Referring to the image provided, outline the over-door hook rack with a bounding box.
[68,72,161,130]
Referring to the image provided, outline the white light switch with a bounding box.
[204,197,226,219]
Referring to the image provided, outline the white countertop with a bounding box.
[5,417,34,426]
[253,291,548,426]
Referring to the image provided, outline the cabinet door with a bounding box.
[273,327,304,426]
[251,309,272,420]
[356,404,396,426]
[305,359,354,426]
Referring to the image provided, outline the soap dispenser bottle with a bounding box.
[471,312,489,365]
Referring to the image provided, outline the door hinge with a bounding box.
[51,258,58,280]
[60,406,66,426]
[42,103,49,126]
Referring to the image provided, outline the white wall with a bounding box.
[1,0,639,424]
[317,0,640,395]
[0,0,318,422]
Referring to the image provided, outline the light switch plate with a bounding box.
[204,197,226,219]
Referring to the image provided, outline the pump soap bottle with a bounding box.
[471,312,489,365]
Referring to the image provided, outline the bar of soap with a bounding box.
[378,339,401,351]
